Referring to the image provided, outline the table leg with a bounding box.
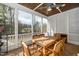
[43,47,46,56]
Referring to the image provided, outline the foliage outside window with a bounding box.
[0,4,15,35]
[42,18,48,33]
[33,16,42,33]
[18,10,32,34]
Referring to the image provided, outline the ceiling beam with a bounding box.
[53,3,62,13]
[56,7,62,12]
[33,3,43,11]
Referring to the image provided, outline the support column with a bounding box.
[41,17,43,34]
[14,8,18,46]
[32,14,35,36]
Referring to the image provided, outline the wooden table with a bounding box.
[33,37,56,55]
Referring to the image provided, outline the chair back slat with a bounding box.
[22,42,31,56]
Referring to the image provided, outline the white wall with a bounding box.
[68,7,79,45]
[48,15,56,33]
[48,7,79,45]
[48,12,68,34]
[56,13,68,34]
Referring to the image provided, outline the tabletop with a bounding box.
[33,37,56,48]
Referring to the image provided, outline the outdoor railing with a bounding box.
[1,34,32,52]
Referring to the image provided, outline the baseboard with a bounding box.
[67,40,79,45]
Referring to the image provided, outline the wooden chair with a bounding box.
[22,42,30,56]
[48,39,65,56]
[22,41,43,56]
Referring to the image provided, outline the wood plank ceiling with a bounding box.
[19,3,79,16]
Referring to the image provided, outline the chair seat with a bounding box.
[29,45,37,50]
[32,51,42,56]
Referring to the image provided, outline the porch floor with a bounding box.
[5,43,79,56]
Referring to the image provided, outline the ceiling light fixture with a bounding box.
[53,3,62,13]
[47,6,52,11]
[61,4,66,7]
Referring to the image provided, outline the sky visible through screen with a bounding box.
[18,10,32,25]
